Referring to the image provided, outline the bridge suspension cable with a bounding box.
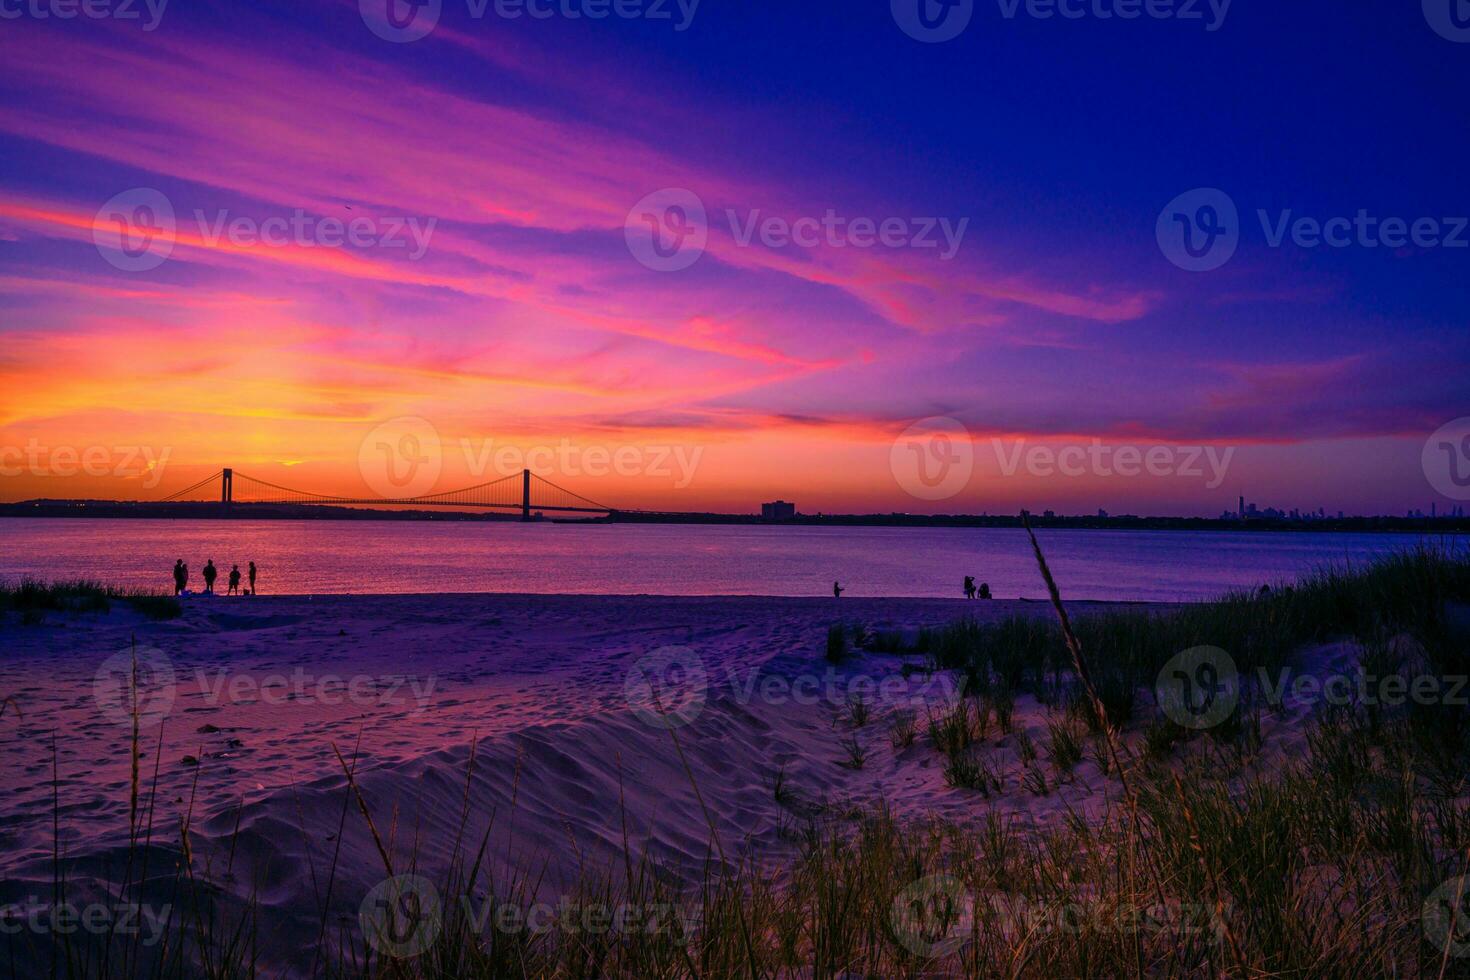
[154,467,622,514]
[529,473,614,512]
[157,470,224,502]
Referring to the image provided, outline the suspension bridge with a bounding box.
[157,468,623,518]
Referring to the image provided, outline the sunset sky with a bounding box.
[0,1,1466,515]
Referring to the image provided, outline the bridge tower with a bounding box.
[521,468,531,521]
[221,468,233,509]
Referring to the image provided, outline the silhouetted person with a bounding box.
[248,561,257,595]
[203,560,217,595]
[228,565,241,595]
[978,582,992,600]
[963,575,976,599]
[172,559,186,595]
[833,580,844,598]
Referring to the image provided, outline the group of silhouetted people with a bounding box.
[829,578,992,599]
[173,559,257,596]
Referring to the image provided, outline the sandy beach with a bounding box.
[2,543,1458,980]
[0,592,1187,973]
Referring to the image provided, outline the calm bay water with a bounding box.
[0,518,1453,602]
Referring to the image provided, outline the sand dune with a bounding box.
[3,593,1174,973]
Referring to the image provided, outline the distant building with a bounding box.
[761,500,796,520]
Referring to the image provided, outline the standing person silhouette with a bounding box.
[172,559,186,596]
[228,565,241,595]
[833,580,844,598]
[203,559,217,595]
[248,561,257,595]
[963,575,976,599]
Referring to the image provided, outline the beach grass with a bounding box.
[13,544,1470,976]
[0,577,181,621]
[330,543,1470,975]
[925,542,1470,725]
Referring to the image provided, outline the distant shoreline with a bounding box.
[1,500,1466,534]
